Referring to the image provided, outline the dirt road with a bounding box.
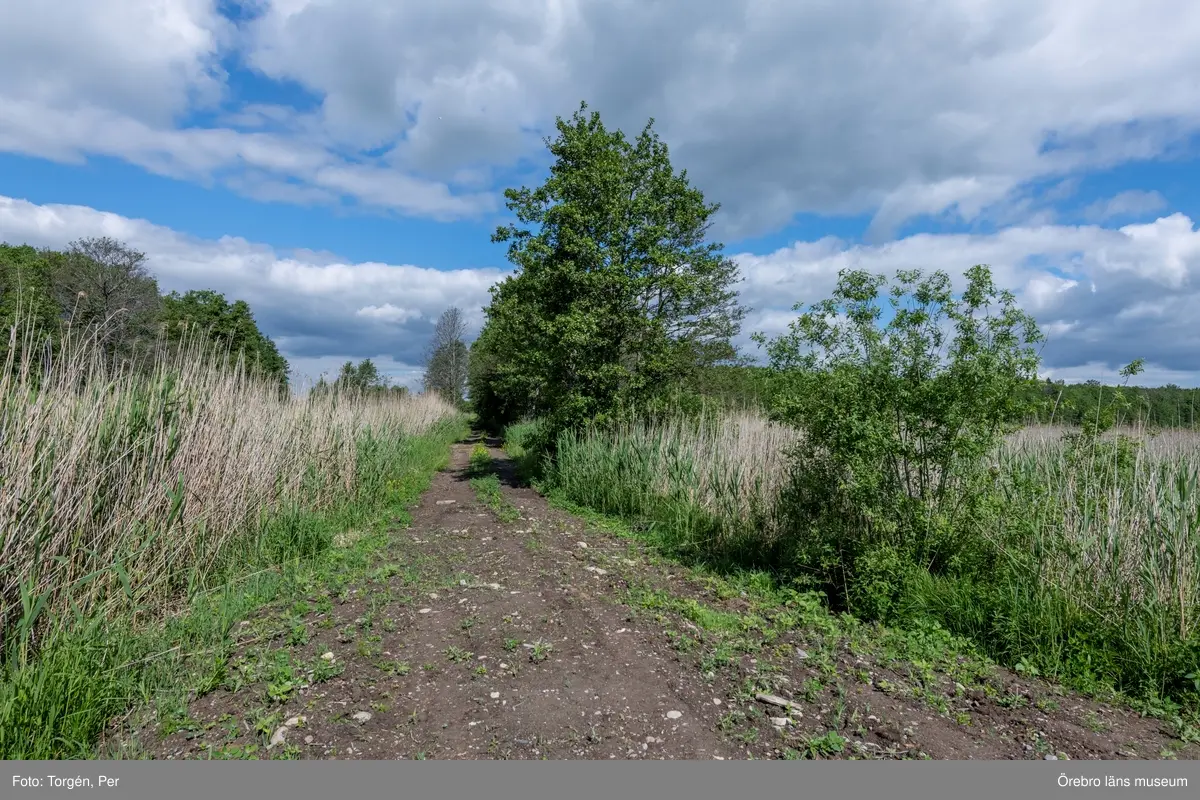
[121,440,1199,760]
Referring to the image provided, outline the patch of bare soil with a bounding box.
[119,440,1200,761]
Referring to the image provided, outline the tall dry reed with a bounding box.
[545,411,799,556]
[0,320,458,655]
[997,427,1200,643]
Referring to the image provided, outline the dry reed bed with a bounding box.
[571,411,1200,639]
[555,412,800,539]
[999,425,1200,637]
[0,327,458,640]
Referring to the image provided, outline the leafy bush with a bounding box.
[756,265,1044,616]
[467,444,492,477]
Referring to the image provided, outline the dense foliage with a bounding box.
[756,265,1045,617]
[160,289,288,387]
[470,103,746,443]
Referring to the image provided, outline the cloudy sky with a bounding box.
[2,1,1200,388]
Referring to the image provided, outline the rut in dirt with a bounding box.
[127,440,1200,761]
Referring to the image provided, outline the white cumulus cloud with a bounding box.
[2,1,1200,232]
[5,194,1200,386]
[356,304,423,324]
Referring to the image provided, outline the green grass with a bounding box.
[501,419,545,483]
[803,731,848,758]
[444,645,473,663]
[0,419,465,759]
[469,474,521,523]
[535,416,792,573]
[465,442,521,522]
[535,489,996,693]
[527,640,553,663]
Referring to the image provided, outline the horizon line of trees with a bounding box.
[1,238,290,390]
[670,364,1200,429]
[2,238,472,405]
[4,211,1191,426]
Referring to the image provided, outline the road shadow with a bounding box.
[488,451,527,490]
[457,431,501,447]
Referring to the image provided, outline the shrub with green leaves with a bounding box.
[756,265,1044,617]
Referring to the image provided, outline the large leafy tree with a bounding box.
[475,102,746,438]
[160,289,289,387]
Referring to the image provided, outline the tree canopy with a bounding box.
[0,244,61,352]
[471,102,747,440]
[160,289,289,387]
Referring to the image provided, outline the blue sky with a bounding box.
[2,1,1200,388]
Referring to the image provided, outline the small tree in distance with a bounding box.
[53,237,162,366]
[309,358,408,399]
[423,307,469,406]
[338,358,381,391]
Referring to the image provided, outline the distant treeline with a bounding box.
[1,238,288,386]
[309,357,411,398]
[1021,378,1200,428]
[684,365,1200,429]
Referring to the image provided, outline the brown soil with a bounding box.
[116,439,1200,761]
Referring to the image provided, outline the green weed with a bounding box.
[470,474,521,523]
